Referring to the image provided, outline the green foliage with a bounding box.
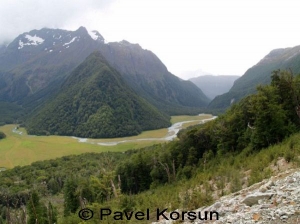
[248,85,292,148]
[117,151,153,194]
[119,194,137,212]
[0,152,124,210]
[0,102,25,125]
[63,178,79,216]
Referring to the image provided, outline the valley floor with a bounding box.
[0,114,213,168]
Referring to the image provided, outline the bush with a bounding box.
[0,131,6,139]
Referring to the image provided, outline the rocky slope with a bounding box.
[154,162,300,223]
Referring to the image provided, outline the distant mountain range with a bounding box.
[208,46,300,109]
[179,69,213,80]
[0,27,209,137]
[189,75,239,100]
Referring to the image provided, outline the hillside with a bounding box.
[189,75,239,100]
[26,51,170,138]
[0,27,209,124]
[208,45,300,110]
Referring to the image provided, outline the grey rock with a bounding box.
[242,193,274,206]
[213,202,222,209]
[280,215,289,219]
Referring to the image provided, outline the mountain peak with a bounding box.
[75,26,88,34]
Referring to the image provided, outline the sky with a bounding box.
[1,0,300,79]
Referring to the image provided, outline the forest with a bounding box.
[0,69,300,223]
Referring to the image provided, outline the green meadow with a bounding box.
[0,114,212,168]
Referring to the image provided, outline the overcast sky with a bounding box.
[1,0,300,79]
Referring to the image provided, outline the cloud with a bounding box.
[0,0,116,44]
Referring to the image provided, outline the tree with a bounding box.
[63,178,79,216]
[271,69,300,127]
[248,85,291,148]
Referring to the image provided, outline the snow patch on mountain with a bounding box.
[87,30,105,42]
[88,30,99,40]
[24,34,44,45]
[63,37,77,46]
[18,34,45,49]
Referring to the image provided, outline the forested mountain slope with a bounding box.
[26,52,170,138]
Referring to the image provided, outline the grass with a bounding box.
[170,114,212,124]
[0,114,213,169]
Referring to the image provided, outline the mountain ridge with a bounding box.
[208,45,300,110]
